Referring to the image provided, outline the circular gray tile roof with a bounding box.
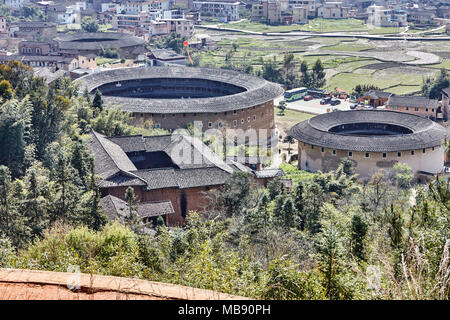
[289,110,448,152]
[55,32,144,51]
[75,66,284,113]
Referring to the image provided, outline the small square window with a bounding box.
[247,117,250,122]
[233,120,237,127]
[423,148,426,153]
[382,153,387,158]
[208,122,212,128]
[332,150,336,156]
[348,151,353,157]
[241,119,244,124]
[172,114,176,117]
[311,145,314,149]
[365,153,370,158]
[253,115,256,121]
[411,150,414,155]
[321,147,324,152]
[398,152,401,157]
[233,110,237,114]
[432,147,435,151]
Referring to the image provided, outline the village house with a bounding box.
[385,95,440,120]
[2,0,24,9]
[0,53,97,71]
[11,21,57,41]
[321,2,349,19]
[262,0,282,24]
[18,41,59,56]
[288,0,316,18]
[193,1,240,22]
[0,16,7,37]
[362,89,393,107]
[156,18,194,37]
[367,5,408,27]
[407,9,437,26]
[147,48,186,66]
[88,131,284,226]
[292,5,308,24]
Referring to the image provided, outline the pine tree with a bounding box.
[312,59,326,88]
[293,182,305,230]
[0,97,32,177]
[350,212,368,261]
[300,61,311,88]
[51,151,80,222]
[23,164,50,237]
[0,166,31,248]
[281,197,295,229]
[92,89,103,115]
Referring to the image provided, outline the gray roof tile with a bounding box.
[75,66,284,113]
[289,110,448,152]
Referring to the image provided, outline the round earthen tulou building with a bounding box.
[289,110,448,178]
[55,32,145,58]
[76,66,284,134]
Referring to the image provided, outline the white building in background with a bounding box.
[367,5,407,27]
[101,3,117,13]
[193,1,240,22]
[163,9,184,19]
[116,0,170,15]
[2,0,24,9]
[58,2,86,24]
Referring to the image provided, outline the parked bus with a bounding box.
[284,87,308,102]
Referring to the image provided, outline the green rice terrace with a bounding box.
[194,25,450,95]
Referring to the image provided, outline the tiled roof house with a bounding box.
[88,131,284,226]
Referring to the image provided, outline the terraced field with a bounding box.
[195,28,449,96]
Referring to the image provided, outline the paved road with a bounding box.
[275,96,352,115]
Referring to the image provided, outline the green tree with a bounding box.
[392,163,413,189]
[283,135,295,155]
[0,97,32,177]
[92,89,103,114]
[300,61,311,88]
[311,59,326,88]
[0,166,31,248]
[422,68,449,99]
[278,100,286,115]
[222,172,253,217]
[125,186,144,233]
[262,58,282,83]
[0,79,12,100]
[155,32,187,54]
[81,16,99,33]
[350,212,368,261]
